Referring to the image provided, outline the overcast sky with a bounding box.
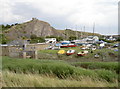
[0,0,119,35]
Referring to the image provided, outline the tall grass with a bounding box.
[72,62,119,73]
[2,56,118,82]
[3,71,118,87]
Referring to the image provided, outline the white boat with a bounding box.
[94,54,100,58]
[66,49,75,56]
[83,50,89,54]
[77,52,86,56]
[81,46,89,50]
[52,46,60,50]
[77,50,88,56]
[91,47,96,51]
[60,41,70,45]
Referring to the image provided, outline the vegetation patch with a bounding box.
[2,56,119,82]
[72,62,119,73]
[3,71,118,87]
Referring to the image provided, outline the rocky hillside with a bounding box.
[2,18,101,41]
[4,18,63,40]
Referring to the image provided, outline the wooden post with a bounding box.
[35,51,38,59]
[23,52,26,59]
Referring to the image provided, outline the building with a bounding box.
[45,38,56,43]
[85,36,99,43]
[103,35,117,41]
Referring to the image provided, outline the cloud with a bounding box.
[0,0,119,34]
[0,0,28,24]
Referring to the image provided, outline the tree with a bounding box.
[37,37,45,43]
[0,24,7,31]
[46,36,56,38]
[56,37,63,41]
[2,24,5,28]
[11,24,14,27]
[30,35,45,43]
[5,24,11,29]
[15,23,18,25]
[0,34,10,44]
[68,36,76,41]
[30,34,37,39]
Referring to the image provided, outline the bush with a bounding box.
[30,34,37,39]
[0,34,11,44]
[68,36,76,41]
[30,34,45,43]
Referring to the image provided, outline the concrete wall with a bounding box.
[9,52,20,58]
[1,43,49,59]
[1,46,9,56]
[26,43,50,51]
[36,43,50,50]
[1,46,22,57]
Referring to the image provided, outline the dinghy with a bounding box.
[77,51,86,56]
[91,47,96,51]
[94,54,100,58]
[77,50,88,56]
[66,49,75,56]
[58,50,66,54]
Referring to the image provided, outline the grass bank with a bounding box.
[2,56,118,82]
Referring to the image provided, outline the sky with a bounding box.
[0,0,119,35]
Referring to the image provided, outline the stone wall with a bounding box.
[1,43,50,59]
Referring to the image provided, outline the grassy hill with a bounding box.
[58,29,101,40]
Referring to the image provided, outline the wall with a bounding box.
[26,43,50,51]
[1,43,50,59]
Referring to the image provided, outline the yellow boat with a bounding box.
[58,50,66,54]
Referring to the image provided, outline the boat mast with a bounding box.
[84,26,85,37]
[81,27,83,39]
[64,26,67,40]
[75,25,78,40]
[93,23,95,36]
[66,26,68,40]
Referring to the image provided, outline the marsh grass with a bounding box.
[2,71,118,87]
[2,56,118,82]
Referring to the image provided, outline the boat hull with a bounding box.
[61,45,77,48]
[77,53,86,56]
[66,52,75,56]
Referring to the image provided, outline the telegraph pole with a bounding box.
[93,23,95,36]
[75,25,78,40]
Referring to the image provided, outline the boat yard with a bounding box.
[0,35,119,62]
